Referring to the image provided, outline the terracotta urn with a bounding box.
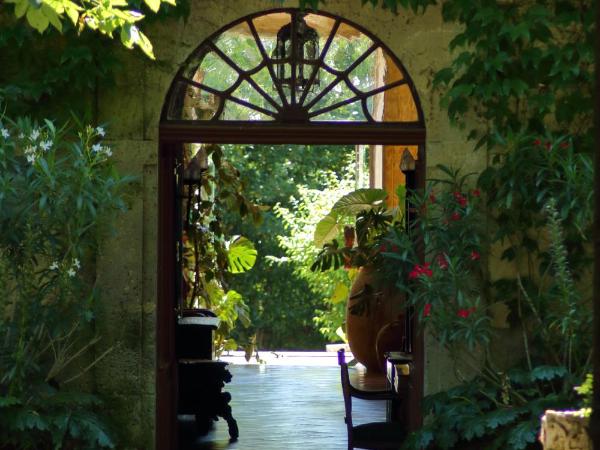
[346,266,405,373]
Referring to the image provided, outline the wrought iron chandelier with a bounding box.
[272,13,320,95]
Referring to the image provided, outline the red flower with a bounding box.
[533,138,541,146]
[545,141,552,151]
[423,303,432,318]
[457,306,477,318]
[391,245,399,252]
[470,250,480,261]
[436,253,448,270]
[450,212,461,221]
[457,308,471,318]
[380,244,388,253]
[560,141,569,149]
[458,196,467,207]
[409,263,433,279]
[472,189,481,197]
[429,193,437,203]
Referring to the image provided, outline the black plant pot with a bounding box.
[176,308,220,360]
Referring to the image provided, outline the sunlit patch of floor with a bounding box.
[180,354,387,450]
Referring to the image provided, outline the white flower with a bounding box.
[92,143,102,153]
[104,147,112,157]
[40,140,52,151]
[1,128,9,139]
[49,261,59,270]
[26,154,36,164]
[30,129,40,141]
[18,133,24,139]
[67,268,76,277]
[73,258,80,269]
[96,126,106,137]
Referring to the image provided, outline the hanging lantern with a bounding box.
[273,14,319,94]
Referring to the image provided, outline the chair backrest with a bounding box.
[337,349,353,431]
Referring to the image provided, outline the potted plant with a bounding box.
[311,188,407,373]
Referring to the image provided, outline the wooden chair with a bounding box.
[338,349,406,450]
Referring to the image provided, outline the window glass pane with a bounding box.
[323,24,373,72]
[310,99,366,121]
[220,100,274,121]
[213,21,262,72]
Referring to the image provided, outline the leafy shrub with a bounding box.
[0,117,129,448]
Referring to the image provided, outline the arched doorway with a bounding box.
[158,8,426,448]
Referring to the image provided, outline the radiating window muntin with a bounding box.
[165,10,421,124]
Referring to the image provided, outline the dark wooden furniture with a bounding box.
[385,351,414,425]
[338,349,406,450]
[176,310,238,441]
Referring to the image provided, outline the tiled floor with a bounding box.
[180,361,388,450]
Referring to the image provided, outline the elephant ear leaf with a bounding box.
[313,214,340,248]
[227,236,257,274]
[331,188,388,216]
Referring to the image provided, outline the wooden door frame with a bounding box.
[156,125,426,449]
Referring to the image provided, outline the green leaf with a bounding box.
[330,188,388,216]
[330,283,349,304]
[313,214,340,248]
[26,6,50,33]
[144,0,161,13]
[530,365,567,382]
[226,236,257,274]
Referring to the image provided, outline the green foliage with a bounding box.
[273,174,358,341]
[0,385,115,449]
[405,366,574,450]
[223,144,356,348]
[3,0,178,59]
[0,117,127,448]
[180,144,260,354]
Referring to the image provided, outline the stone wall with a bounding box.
[91,1,484,446]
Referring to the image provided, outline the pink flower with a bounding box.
[545,141,552,151]
[423,303,432,318]
[533,138,541,146]
[450,212,461,221]
[470,250,480,261]
[436,254,448,270]
[458,196,467,207]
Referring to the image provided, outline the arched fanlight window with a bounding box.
[163,9,424,125]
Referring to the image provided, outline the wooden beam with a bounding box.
[159,122,426,145]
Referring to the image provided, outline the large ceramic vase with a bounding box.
[346,266,405,374]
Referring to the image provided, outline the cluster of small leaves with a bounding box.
[404,365,575,450]
[433,0,594,149]
[4,0,179,59]
[0,386,115,449]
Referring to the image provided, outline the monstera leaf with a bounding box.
[226,236,257,274]
[330,188,388,216]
